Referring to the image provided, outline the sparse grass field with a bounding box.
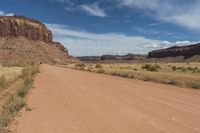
[66,62,200,89]
[0,65,23,88]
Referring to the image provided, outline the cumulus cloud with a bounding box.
[46,23,194,56]
[118,0,200,30]
[0,10,14,16]
[80,4,106,17]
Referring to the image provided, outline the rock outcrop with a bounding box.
[0,16,52,43]
[148,43,200,59]
[0,15,75,63]
[53,42,68,54]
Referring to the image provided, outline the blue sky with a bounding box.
[0,0,200,56]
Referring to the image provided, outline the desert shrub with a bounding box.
[31,65,40,76]
[0,112,10,127]
[142,77,152,81]
[3,94,26,114]
[181,68,187,72]
[0,94,26,126]
[118,72,128,77]
[192,67,200,73]
[133,68,138,71]
[21,67,30,79]
[87,66,93,72]
[155,64,161,69]
[188,82,200,89]
[129,75,135,79]
[97,69,105,73]
[95,64,103,68]
[0,75,7,87]
[17,76,33,98]
[0,64,38,128]
[75,63,86,68]
[142,64,158,72]
[177,67,185,71]
[111,71,120,76]
[187,67,193,71]
[167,79,177,85]
[171,66,177,71]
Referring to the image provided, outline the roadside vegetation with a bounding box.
[0,64,39,132]
[66,62,200,89]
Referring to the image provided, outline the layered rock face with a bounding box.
[0,16,52,43]
[148,43,200,59]
[0,16,74,63]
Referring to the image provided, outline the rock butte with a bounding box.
[148,43,200,59]
[0,15,74,63]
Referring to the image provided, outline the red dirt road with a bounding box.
[11,65,200,133]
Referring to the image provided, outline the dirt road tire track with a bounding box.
[11,65,200,133]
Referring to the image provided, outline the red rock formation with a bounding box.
[0,15,76,63]
[0,16,52,43]
[53,42,68,54]
[148,43,200,59]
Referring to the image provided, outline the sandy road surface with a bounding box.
[11,65,200,133]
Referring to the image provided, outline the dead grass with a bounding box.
[0,64,39,131]
[0,66,22,85]
[67,62,200,89]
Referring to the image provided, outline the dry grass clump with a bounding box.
[75,63,86,68]
[0,94,26,126]
[0,64,39,130]
[0,61,29,67]
[142,64,161,72]
[95,64,103,68]
[0,75,7,87]
[17,76,33,98]
[96,69,105,74]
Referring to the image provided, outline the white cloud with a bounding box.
[0,11,14,16]
[80,4,106,17]
[118,0,200,30]
[46,23,194,56]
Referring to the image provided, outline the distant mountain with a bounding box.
[148,43,200,59]
[77,54,146,63]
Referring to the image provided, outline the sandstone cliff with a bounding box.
[148,43,200,59]
[0,16,52,43]
[0,15,74,63]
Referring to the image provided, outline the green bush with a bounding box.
[0,75,7,87]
